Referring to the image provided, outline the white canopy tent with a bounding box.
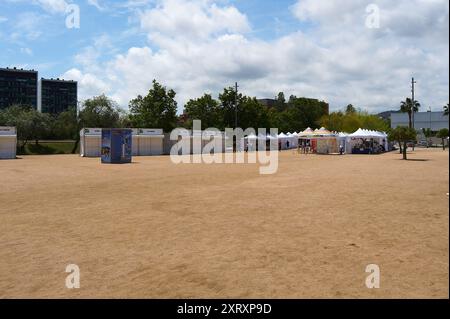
[347,129,388,154]
[0,126,17,159]
[277,133,291,150]
[337,132,350,154]
[286,132,298,148]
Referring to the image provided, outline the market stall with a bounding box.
[0,126,17,159]
[297,127,338,154]
[347,129,388,154]
[80,128,102,157]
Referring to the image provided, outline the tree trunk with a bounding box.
[35,139,39,146]
[398,141,402,154]
[408,112,412,129]
[403,141,407,160]
[443,138,446,151]
[71,137,80,154]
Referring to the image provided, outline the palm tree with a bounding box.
[444,103,449,116]
[400,98,421,128]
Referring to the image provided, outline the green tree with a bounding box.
[389,126,417,160]
[436,128,449,150]
[184,94,222,129]
[237,96,270,130]
[129,80,178,132]
[218,86,244,129]
[319,110,389,133]
[400,98,421,129]
[79,94,122,128]
[29,111,52,145]
[53,107,80,153]
[0,105,51,150]
[287,96,329,131]
[345,104,356,114]
[275,92,287,112]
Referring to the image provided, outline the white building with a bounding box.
[391,111,449,131]
[0,127,17,159]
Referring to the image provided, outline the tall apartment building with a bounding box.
[0,67,38,110]
[38,78,78,114]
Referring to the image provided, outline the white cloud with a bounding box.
[61,68,110,99]
[87,0,105,11]
[20,47,33,56]
[33,0,70,13]
[65,0,450,113]
[0,16,8,23]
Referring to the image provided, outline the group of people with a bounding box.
[297,143,313,154]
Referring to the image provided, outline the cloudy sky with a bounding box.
[0,0,448,113]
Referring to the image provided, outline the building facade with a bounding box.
[39,78,78,114]
[390,111,449,131]
[0,67,38,110]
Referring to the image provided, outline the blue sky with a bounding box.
[0,0,449,112]
[0,0,304,78]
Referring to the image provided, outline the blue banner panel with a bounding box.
[101,129,132,164]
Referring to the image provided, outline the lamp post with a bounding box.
[428,107,432,147]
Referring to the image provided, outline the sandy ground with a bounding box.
[0,148,448,298]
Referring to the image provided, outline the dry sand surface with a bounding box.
[0,148,448,298]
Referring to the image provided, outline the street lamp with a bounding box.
[427,107,432,147]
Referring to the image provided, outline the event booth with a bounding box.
[167,130,226,155]
[0,126,17,159]
[136,129,164,156]
[80,128,102,157]
[278,133,292,150]
[101,129,132,164]
[297,127,339,154]
[81,128,164,157]
[347,129,388,154]
[337,132,350,154]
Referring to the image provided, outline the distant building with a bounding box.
[390,111,449,131]
[38,78,78,114]
[0,67,38,110]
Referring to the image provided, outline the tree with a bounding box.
[29,111,52,145]
[218,86,244,129]
[422,128,433,148]
[184,94,222,129]
[236,96,270,130]
[400,98,420,129]
[53,107,80,153]
[275,92,287,112]
[436,128,449,150]
[129,80,178,132]
[388,126,417,160]
[444,103,449,116]
[79,94,122,128]
[345,104,356,114]
[319,110,389,133]
[0,105,51,150]
[287,96,329,131]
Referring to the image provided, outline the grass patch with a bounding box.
[18,141,79,155]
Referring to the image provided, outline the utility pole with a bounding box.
[411,77,417,151]
[411,77,416,129]
[234,82,239,129]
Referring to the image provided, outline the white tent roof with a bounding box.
[349,128,386,138]
[278,133,288,138]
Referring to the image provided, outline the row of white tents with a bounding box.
[244,127,389,154]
